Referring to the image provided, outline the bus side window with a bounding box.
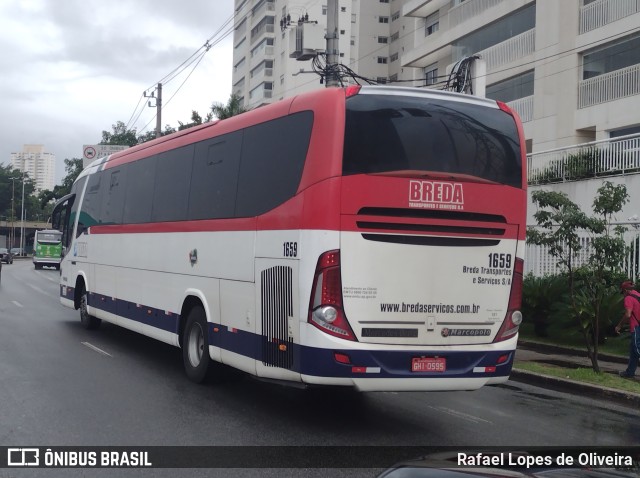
[81,172,105,227]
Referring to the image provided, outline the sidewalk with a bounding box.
[511,340,640,407]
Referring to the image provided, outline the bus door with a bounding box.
[51,194,75,260]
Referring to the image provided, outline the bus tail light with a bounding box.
[345,85,362,98]
[308,250,357,341]
[494,257,524,343]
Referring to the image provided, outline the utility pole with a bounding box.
[325,0,340,87]
[155,82,162,138]
[144,82,163,138]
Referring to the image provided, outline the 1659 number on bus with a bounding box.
[488,253,512,268]
[283,242,298,258]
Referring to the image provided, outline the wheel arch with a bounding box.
[73,272,89,310]
[178,290,211,348]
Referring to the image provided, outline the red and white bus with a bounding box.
[53,86,526,392]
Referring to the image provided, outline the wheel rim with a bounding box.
[187,322,204,368]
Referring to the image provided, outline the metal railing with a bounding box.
[250,23,275,43]
[449,0,505,28]
[508,95,534,123]
[474,29,535,72]
[578,63,640,108]
[527,133,640,185]
[525,229,640,280]
[579,0,639,34]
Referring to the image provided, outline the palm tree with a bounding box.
[210,94,248,120]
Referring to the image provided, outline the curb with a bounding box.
[518,339,627,364]
[510,368,640,408]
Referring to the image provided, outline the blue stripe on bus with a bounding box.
[60,289,513,379]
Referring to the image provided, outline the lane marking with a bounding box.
[27,283,45,294]
[12,301,23,308]
[34,270,58,283]
[427,405,492,424]
[81,342,113,357]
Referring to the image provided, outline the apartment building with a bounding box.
[233,0,640,151]
[401,0,640,152]
[10,144,56,193]
[232,0,419,109]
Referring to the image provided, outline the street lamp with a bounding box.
[9,177,17,250]
[9,174,26,254]
[20,175,25,254]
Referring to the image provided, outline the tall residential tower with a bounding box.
[10,144,56,193]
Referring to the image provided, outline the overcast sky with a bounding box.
[0,0,234,183]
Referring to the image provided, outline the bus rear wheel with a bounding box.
[182,306,213,383]
[79,286,101,330]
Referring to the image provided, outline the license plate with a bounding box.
[412,357,446,372]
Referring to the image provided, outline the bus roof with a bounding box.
[78,86,504,177]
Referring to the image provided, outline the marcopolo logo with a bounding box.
[409,180,464,211]
[442,328,491,337]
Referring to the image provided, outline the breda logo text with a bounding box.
[409,180,464,210]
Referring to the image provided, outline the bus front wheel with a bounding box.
[79,287,101,330]
[182,306,212,383]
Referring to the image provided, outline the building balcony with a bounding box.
[248,89,273,109]
[579,0,640,34]
[448,0,505,28]
[507,95,533,123]
[473,29,535,72]
[250,23,274,44]
[527,132,640,185]
[250,45,274,68]
[402,0,448,18]
[578,63,640,108]
[447,29,535,74]
[250,67,273,84]
[252,0,275,21]
[402,2,534,69]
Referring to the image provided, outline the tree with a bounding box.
[210,94,247,120]
[527,182,629,372]
[38,158,84,219]
[0,165,38,223]
[178,110,213,131]
[137,124,177,144]
[101,121,138,147]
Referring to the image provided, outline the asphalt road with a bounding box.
[1,260,639,477]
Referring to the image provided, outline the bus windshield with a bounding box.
[342,94,523,188]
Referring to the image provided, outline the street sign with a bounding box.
[82,144,129,168]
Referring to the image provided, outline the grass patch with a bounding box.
[515,361,640,394]
[519,322,628,357]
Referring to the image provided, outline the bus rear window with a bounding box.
[342,94,522,188]
[37,233,62,242]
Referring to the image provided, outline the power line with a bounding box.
[128,1,256,135]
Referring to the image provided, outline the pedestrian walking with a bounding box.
[614,280,640,378]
